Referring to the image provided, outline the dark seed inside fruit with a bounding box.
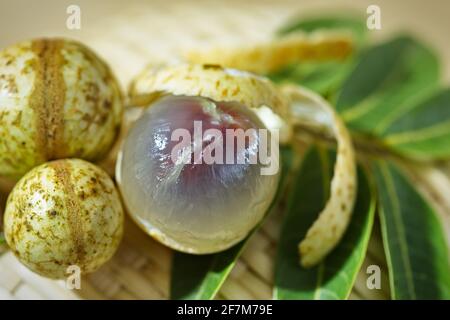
[119,95,279,253]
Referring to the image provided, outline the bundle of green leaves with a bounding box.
[171,15,450,300]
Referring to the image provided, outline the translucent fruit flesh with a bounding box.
[118,95,279,253]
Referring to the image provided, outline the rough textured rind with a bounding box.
[3,159,124,279]
[184,30,354,74]
[129,63,290,123]
[0,38,123,178]
[281,84,357,268]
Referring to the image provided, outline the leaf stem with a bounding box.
[294,124,402,160]
[0,232,6,245]
[0,232,8,256]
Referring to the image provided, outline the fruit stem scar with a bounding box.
[31,39,66,160]
[51,161,86,267]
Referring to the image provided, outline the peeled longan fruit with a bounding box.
[3,159,124,279]
[117,95,280,254]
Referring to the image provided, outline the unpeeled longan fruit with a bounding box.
[3,159,124,279]
[0,38,123,178]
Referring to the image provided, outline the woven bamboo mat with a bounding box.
[0,0,448,300]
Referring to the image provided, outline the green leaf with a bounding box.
[374,160,450,299]
[336,36,440,135]
[274,147,376,300]
[269,61,355,98]
[171,241,247,300]
[382,89,450,159]
[170,147,294,300]
[270,15,367,97]
[0,232,6,256]
[278,15,367,45]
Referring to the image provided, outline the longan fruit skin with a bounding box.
[0,38,123,178]
[4,159,124,279]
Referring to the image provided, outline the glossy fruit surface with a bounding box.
[117,95,279,253]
